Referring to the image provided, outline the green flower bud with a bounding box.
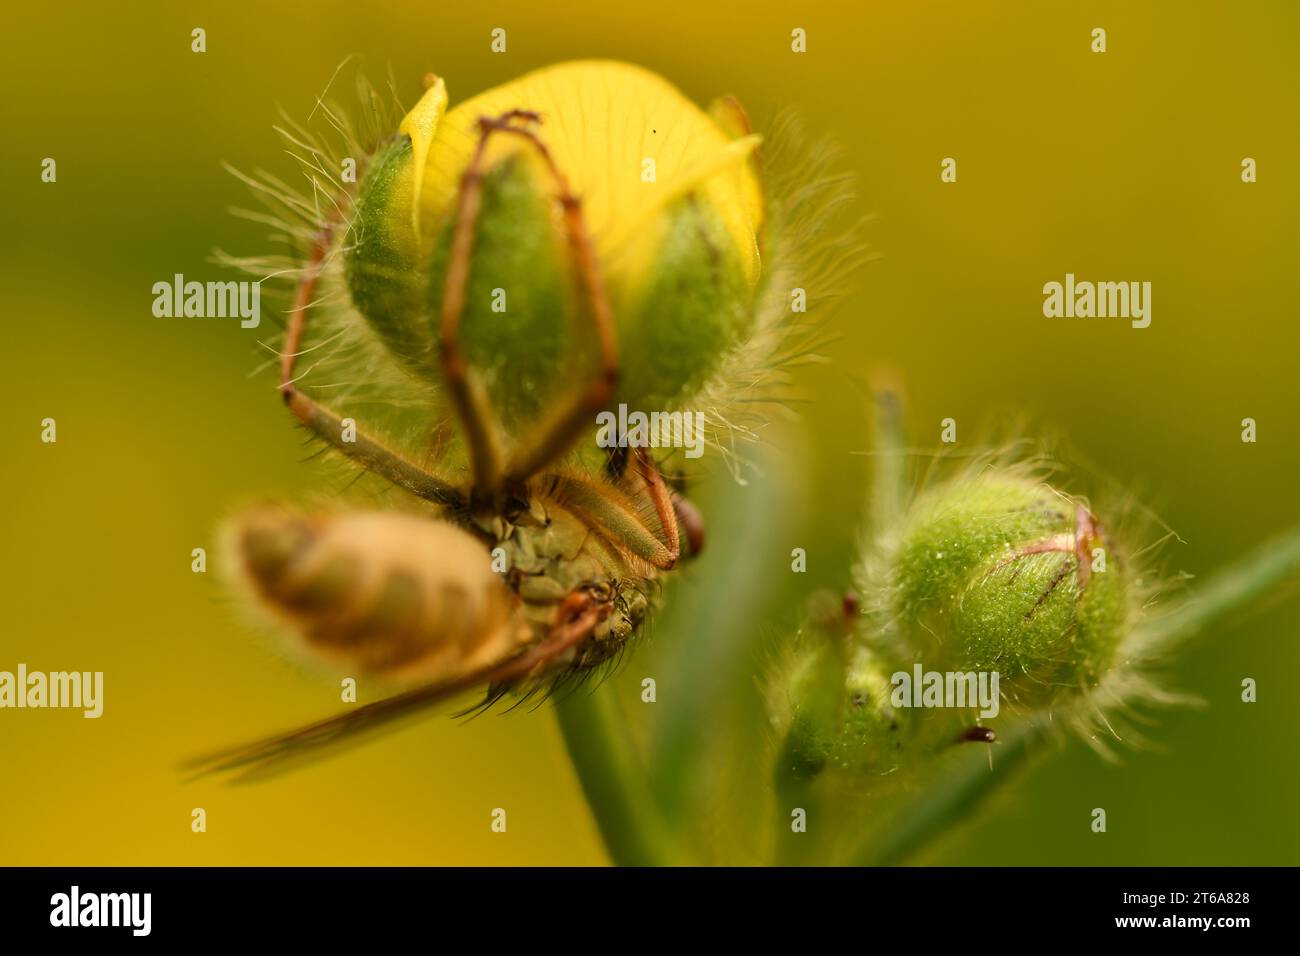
[767,597,898,789]
[887,472,1129,706]
[835,646,899,773]
[772,636,841,784]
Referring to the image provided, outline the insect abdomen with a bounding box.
[228,507,530,681]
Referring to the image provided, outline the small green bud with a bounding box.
[770,634,841,785]
[835,646,899,773]
[768,596,898,789]
[888,472,1129,706]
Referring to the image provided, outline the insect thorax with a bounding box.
[476,489,657,671]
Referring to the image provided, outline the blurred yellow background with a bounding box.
[2,0,1297,865]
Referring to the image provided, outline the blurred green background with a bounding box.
[2,0,1297,865]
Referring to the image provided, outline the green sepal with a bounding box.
[616,195,755,411]
[424,155,578,425]
[343,137,434,375]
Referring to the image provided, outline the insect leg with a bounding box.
[671,492,706,558]
[485,120,621,487]
[280,214,463,508]
[549,468,678,572]
[633,449,681,569]
[436,119,514,500]
[185,589,609,783]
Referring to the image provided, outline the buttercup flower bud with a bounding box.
[345,61,765,425]
[886,472,1129,706]
[836,645,900,771]
[770,636,841,784]
[767,596,897,787]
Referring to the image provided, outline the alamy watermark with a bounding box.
[595,403,706,459]
[50,886,150,936]
[890,664,1000,719]
[152,273,261,328]
[0,664,103,718]
[1043,273,1151,329]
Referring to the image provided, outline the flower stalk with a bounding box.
[553,682,691,866]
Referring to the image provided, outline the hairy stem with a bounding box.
[869,378,907,534]
[647,444,794,830]
[553,682,689,866]
[848,716,1054,866]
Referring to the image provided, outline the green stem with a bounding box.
[869,378,907,534]
[647,444,793,828]
[553,682,689,866]
[849,520,1300,866]
[848,716,1054,866]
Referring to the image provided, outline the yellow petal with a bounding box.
[397,75,448,236]
[408,60,764,287]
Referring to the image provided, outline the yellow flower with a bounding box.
[346,60,766,423]
[404,61,763,287]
